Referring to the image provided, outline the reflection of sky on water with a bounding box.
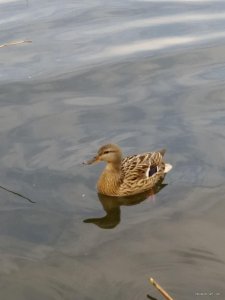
[1,0,225,299]
[1,47,225,186]
[1,1,225,81]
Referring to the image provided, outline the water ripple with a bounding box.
[88,31,225,60]
[88,12,225,35]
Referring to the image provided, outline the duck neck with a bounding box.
[105,161,121,172]
[97,161,122,195]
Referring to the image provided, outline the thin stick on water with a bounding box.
[149,278,174,300]
[0,40,32,48]
[0,185,35,203]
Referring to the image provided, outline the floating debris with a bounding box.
[149,277,174,300]
[0,40,32,49]
[0,184,35,203]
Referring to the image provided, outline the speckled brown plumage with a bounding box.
[84,144,172,197]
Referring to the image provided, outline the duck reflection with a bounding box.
[83,181,167,229]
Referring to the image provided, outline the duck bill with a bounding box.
[83,155,99,165]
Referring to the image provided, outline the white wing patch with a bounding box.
[145,163,172,177]
[145,167,150,178]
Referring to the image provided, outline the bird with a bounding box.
[83,143,172,197]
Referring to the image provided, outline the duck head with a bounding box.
[84,144,122,165]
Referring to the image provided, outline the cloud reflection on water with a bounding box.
[88,12,225,35]
[1,0,225,299]
[88,31,225,60]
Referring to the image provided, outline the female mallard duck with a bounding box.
[84,143,172,197]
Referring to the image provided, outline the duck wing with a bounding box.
[119,150,166,196]
[121,150,165,178]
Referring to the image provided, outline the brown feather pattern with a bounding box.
[118,151,165,196]
[85,144,171,197]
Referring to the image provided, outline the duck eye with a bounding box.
[104,151,110,154]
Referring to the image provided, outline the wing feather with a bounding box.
[121,152,164,176]
[119,151,166,195]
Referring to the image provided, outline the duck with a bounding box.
[83,143,172,197]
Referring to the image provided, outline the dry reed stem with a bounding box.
[0,40,32,48]
[149,278,174,300]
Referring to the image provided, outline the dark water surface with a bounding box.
[1,1,225,299]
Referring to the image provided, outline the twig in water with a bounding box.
[149,278,174,300]
[0,40,32,49]
[0,185,35,203]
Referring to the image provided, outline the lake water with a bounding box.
[1,0,225,299]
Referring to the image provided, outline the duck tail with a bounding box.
[164,163,173,173]
[159,149,166,157]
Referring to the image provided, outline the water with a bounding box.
[1,0,225,299]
